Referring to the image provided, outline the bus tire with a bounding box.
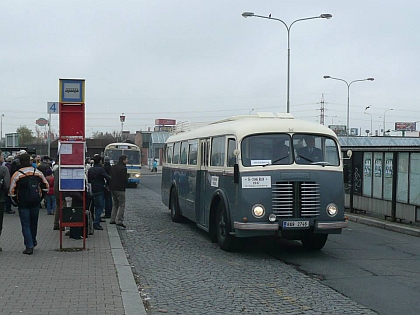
[216,202,237,251]
[170,190,182,223]
[301,234,328,250]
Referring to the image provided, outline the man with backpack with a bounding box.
[9,153,49,255]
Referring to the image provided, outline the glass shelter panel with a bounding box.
[363,152,372,197]
[372,152,383,199]
[409,153,420,205]
[383,152,393,201]
[397,152,409,203]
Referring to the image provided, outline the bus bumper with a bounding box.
[233,220,348,237]
[234,222,279,231]
[315,221,348,229]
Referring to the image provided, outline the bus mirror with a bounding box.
[347,150,353,158]
[233,149,240,156]
[234,164,239,184]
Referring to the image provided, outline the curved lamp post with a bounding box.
[323,75,374,138]
[364,105,373,136]
[242,12,332,113]
[382,108,393,136]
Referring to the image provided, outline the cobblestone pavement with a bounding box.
[119,185,377,315]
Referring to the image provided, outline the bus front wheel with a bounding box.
[216,202,237,251]
[170,190,182,223]
[301,234,328,250]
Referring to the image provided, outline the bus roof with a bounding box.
[166,113,338,143]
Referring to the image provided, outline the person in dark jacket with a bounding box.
[87,155,110,230]
[102,156,113,218]
[109,155,128,228]
[0,153,11,251]
[3,155,14,214]
[37,156,52,176]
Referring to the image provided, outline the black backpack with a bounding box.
[18,168,42,205]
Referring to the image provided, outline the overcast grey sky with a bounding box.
[1,1,419,137]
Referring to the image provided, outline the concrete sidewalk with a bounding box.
[0,208,146,315]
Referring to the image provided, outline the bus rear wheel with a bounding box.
[216,202,237,251]
[170,190,182,223]
[301,233,328,250]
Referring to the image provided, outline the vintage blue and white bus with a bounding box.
[104,142,141,187]
[161,113,347,251]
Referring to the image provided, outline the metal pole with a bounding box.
[286,38,291,113]
[0,114,3,147]
[346,84,350,139]
[48,113,51,158]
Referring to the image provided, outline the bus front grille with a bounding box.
[272,182,320,218]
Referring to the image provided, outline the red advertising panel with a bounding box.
[59,103,85,139]
[59,142,85,165]
[155,118,176,125]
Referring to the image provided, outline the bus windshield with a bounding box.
[241,133,339,167]
[104,148,141,165]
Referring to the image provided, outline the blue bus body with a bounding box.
[162,114,347,251]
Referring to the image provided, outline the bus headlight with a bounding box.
[134,173,140,178]
[252,204,265,218]
[326,203,338,217]
[268,214,277,222]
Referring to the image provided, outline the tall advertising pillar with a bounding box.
[58,78,87,250]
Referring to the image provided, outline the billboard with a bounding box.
[328,125,347,136]
[395,122,416,131]
[154,126,174,132]
[155,119,176,126]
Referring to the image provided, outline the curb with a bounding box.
[107,222,147,315]
[346,213,420,237]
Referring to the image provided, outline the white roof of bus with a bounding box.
[166,113,338,143]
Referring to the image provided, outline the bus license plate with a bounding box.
[282,221,309,228]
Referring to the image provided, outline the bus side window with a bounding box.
[211,137,225,167]
[200,140,209,166]
[180,141,188,164]
[166,145,173,164]
[188,142,198,165]
[227,138,236,167]
[173,142,181,164]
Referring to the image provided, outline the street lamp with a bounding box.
[383,108,393,136]
[242,12,332,113]
[364,105,373,136]
[120,113,125,142]
[0,114,3,147]
[323,75,374,138]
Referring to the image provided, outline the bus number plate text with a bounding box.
[242,176,271,188]
[282,221,309,228]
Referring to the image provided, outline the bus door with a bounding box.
[196,138,210,226]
